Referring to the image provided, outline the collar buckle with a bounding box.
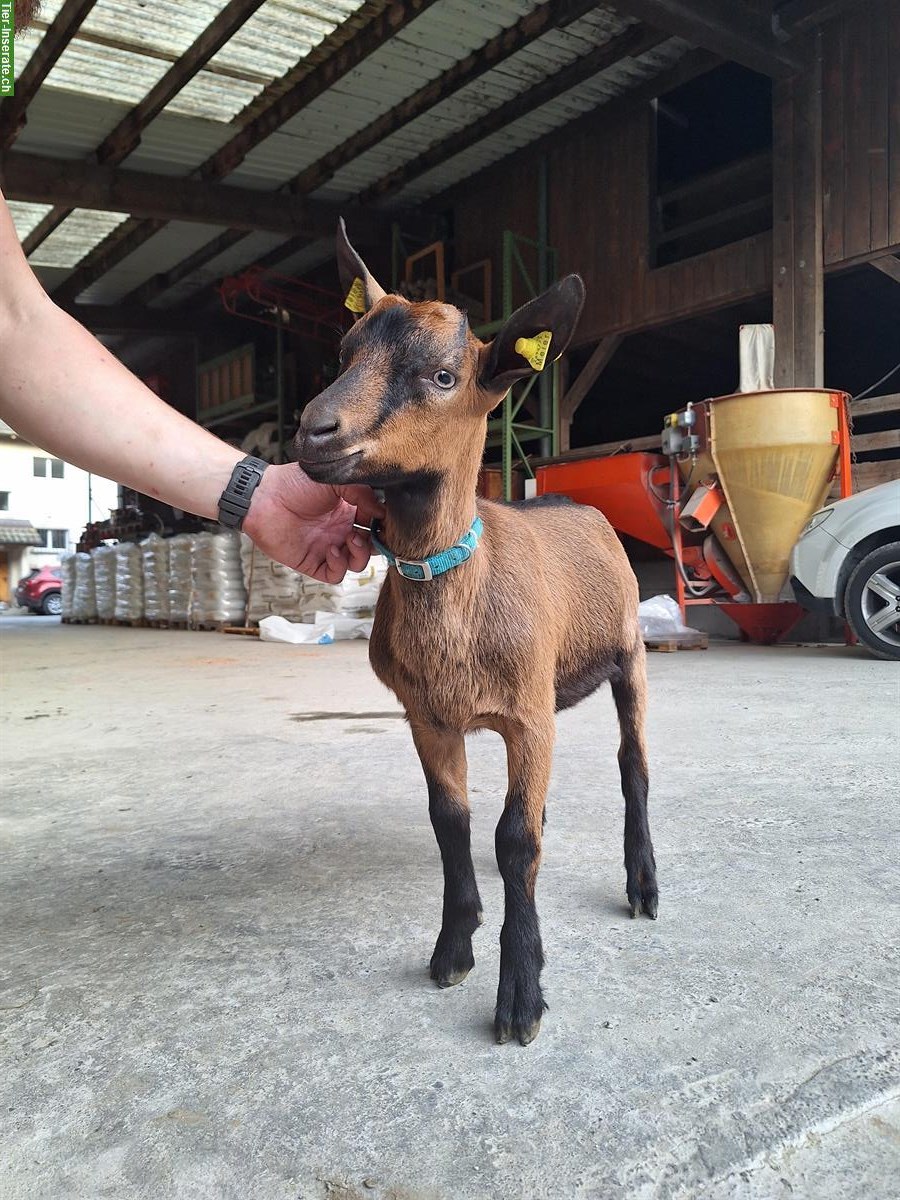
[394,556,433,581]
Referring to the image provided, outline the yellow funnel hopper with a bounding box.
[699,390,842,603]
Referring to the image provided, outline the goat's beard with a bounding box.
[14,1,42,32]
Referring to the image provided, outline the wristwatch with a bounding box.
[217,456,268,529]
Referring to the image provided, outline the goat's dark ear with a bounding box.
[336,217,386,318]
[479,274,585,399]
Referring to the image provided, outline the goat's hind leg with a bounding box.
[612,645,658,919]
[412,724,483,988]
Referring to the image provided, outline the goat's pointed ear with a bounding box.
[336,217,386,318]
[479,274,585,400]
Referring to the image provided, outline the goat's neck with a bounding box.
[381,433,484,562]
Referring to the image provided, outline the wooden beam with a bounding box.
[1,151,382,239]
[47,1,437,305]
[60,302,207,336]
[360,24,667,205]
[852,429,900,453]
[773,0,865,37]
[21,0,268,257]
[558,335,624,450]
[121,229,249,308]
[199,0,442,182]
[870,254,900,284]
[607,0,799,76]
[96,0,267,165]
[286,0,599,197]
[852,392,900,417]
[0,0,98,149]
[772,33,823,387]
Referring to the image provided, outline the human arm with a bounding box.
[0,191,378,581]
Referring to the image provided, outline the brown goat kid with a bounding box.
[295,222,658,1046]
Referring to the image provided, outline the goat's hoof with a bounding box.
[430,937,475,988]
[433,965,472,989]
[495,1016,542,1046]
[628,889,659,920]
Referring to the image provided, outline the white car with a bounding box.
[790,479,900,659]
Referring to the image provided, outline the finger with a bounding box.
[340,485,384,524]
[346,532,371,573]
[324,544,349,584]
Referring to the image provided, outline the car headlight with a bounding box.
[802,508,833,536]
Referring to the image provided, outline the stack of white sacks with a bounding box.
[190,531,247,625]
[72,551,98,620]
[92,544,117,619]
[114,542,144,623]
[59,554,76,619]
[249,551,388,643]
[240,536,305,623]
[167,534,193,623]
[141,533,170,623]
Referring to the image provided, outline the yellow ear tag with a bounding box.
[344,277,366,314]
[515,330,553,371]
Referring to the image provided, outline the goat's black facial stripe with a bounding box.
[341,303,468,430]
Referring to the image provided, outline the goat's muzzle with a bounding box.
[294,384,364,483]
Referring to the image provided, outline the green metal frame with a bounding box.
[479,228,560,499]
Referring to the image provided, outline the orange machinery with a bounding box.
[535,389,853,644]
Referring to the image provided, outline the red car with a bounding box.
[15,566,63,615]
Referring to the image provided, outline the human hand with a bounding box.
[242,463,383,583]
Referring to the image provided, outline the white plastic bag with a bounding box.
[141,533,170,622]
[312,610,373,640]
[60,553,76,619]
[638,594,690,639]
[258,615,335,644]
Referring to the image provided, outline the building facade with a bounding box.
[0,421,119,603]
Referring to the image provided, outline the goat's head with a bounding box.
[295,220,585,488]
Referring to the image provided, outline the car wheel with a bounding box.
[41,591,63,616]
[845,541,900,660]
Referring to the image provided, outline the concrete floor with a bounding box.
[1,620,898,1200]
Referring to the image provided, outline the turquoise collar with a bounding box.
[371,516,483,582]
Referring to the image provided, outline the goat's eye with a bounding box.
[433,369,456,389]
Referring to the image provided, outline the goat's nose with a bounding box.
[305,416,340,441]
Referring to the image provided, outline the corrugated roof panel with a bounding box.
[10,0,66,79]
[14,89,130,159]
[226,0,546,189]
[149,229,290,307]
[7,201,55,242]
[28,209,131,269]
[121,112,235,176]
[74,220,232,304]
[311,11,661,200]
[383,39,692,207]
[20,0,370,125]
[202,0,367,85]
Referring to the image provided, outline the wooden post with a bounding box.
[773,33,824,388]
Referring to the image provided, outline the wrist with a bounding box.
[217,455,269,530]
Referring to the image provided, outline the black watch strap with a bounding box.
[218,456,268,529]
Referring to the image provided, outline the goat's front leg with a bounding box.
[495,713,554,1046]
[411,723,483,988]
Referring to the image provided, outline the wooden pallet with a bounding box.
[644,631,709,652]
[222,625,260,638]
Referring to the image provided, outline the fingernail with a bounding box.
[351,533,366,548]
[327,545,340,558]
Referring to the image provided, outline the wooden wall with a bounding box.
[449,0,898,347]
[452,101,772,347]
